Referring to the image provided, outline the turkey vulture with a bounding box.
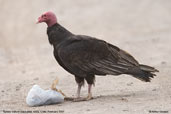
[37,11,158,101]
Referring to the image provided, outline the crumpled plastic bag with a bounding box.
[26,79,65,107]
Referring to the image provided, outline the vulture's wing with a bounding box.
[57,35,139,77]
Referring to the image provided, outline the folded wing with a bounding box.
[57,35,140,77]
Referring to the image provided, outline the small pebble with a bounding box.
[161,61,166,65]
[86,109,90,111]
[16,88,20,91]
[121,97,128,102]
[123,109,129,111]
[7,88,11,91]
[152,88,157,91]
[127,82,133,86]
[22,70,26,74]
[49,71,55,74]
[33,78,39,81]
[16,84,22,91]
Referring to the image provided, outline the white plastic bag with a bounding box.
[26,85,64,106]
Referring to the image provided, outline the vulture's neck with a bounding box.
[47,23,72,46]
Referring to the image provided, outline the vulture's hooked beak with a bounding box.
[36,17,42,24]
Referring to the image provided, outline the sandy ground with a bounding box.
[0,0,171,114]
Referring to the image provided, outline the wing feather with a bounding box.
[57,35,139,76]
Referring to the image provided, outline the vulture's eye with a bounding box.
[42,15,46,18]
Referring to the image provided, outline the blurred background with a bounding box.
[0,0,171,113]
[0,0,170,81]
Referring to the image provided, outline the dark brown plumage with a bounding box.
[37,12,159,101]
[48,23,158,82]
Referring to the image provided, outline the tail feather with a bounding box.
[129,64,159,82]
[139,64,159,72]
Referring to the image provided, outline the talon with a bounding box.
[86,93,93,101]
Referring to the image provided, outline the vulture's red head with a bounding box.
[37,11,57,27]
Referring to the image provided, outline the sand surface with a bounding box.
[0,0,171,114]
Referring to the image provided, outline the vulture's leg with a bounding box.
[85,75,95,100]
[64,76,84,101]
[73,75,95,102]
[86,84,93,100]
[73,76,85,102]
[76,81,83,98]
